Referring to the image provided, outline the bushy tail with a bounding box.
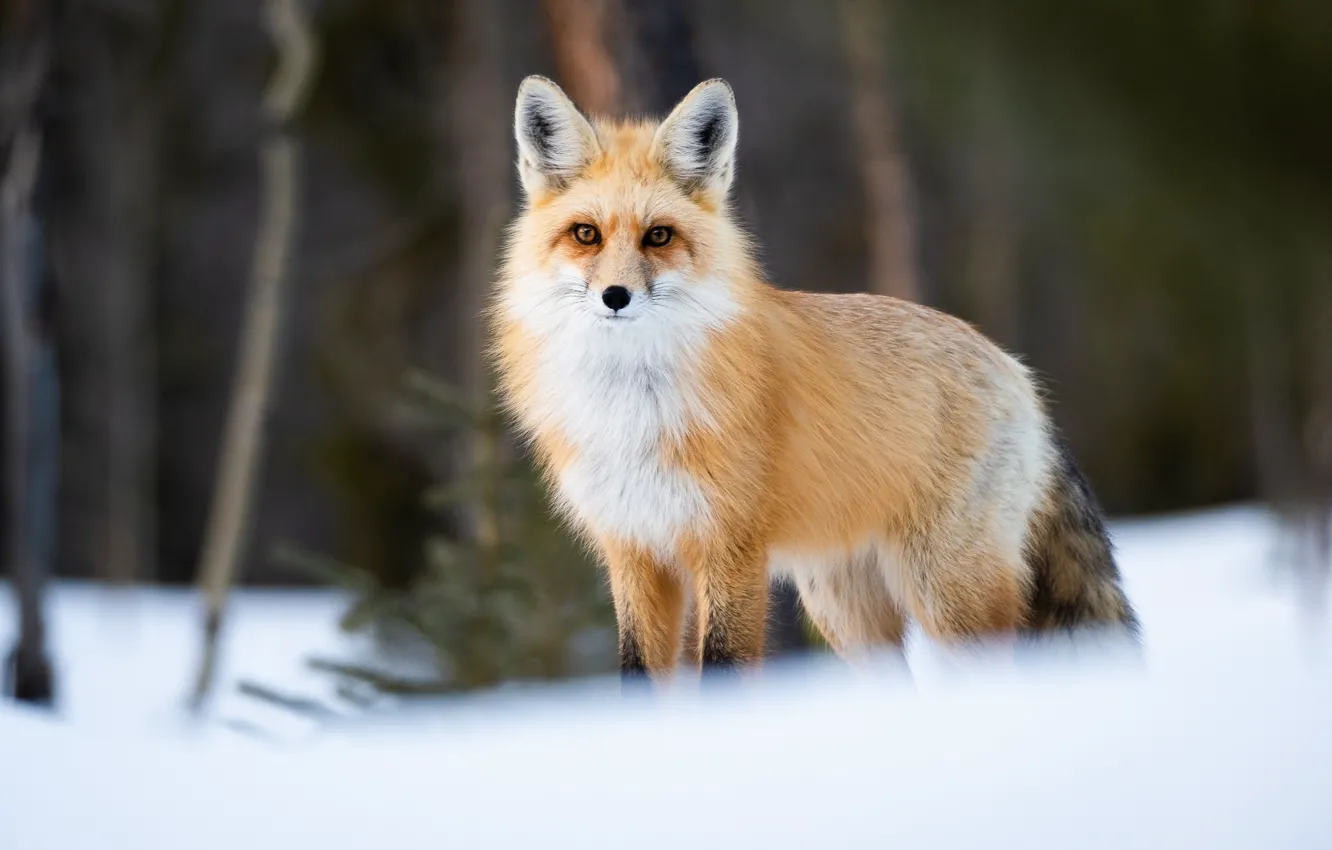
[1022,432,1141,641]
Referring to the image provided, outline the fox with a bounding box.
[488,75,1140,684]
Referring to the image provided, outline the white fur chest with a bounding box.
[532,323,715,558]
[503,271,742,558]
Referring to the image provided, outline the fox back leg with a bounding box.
[897,534,1029,646]
[787,546,908,664]
[893,408,1050,647]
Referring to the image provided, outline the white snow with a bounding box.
[2,503,1330,849]
[0,583,362,741]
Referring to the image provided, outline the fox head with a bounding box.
[498,76,754,334]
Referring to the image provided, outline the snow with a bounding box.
[2,503,1331,849]
[0,583,362,740]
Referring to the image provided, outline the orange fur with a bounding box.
[601,538,687,678]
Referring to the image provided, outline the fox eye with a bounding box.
[571,223,600,245]
[644,226,673,247]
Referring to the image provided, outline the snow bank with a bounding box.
[2,503,1329,849]
[2,641,1329,850]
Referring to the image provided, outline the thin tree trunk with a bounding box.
[838,0,921,304]
[3,126,52,705]
[540,0,620,117]
[21,167,58,694]
[1241,264,1332,641]
[103,101,156,590]
[189,0,316,710]
[963,59,1020,345]
[117,0,189,589]
[620,0,701,115]
[1,0,55,707]
[446,2,510,679]
[1298,257,1332,638]
[39,1,157,591]
[1245,276,1299,526]
[448,3,509,403]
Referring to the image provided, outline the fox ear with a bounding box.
[652,79,739,201]
[514,76,600,197]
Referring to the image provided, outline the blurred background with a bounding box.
[1,0,1329,711]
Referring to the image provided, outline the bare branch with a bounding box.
[189,0,318,712]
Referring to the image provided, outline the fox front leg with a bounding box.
[690,541,768,677]
[603,540,686,690]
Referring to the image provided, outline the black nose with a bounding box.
[601,286,631,312]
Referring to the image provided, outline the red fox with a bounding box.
[489,76,1139,683]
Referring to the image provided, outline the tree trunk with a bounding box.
[1,0,56,707]
[447,0,508,409]
[445,1,510,668]
[1298,256,1332,636]
[189,0,316,710]
[103,86,157,590]
[620,0,702,115]
[838,0,921,304]
[540,0,620,117]
[1245,276,1299,519]
[962,57,1020,346]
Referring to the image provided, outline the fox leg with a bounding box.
[791,549,908,663]
[680,594,701,669]
[687,539,768,675]
[603,540,686,686]
[900,536,1026,645]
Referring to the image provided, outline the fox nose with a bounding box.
[601,285,632,312]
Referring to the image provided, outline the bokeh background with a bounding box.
[2,0,1330,704]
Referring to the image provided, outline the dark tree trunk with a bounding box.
[839,0,921,304]
[620,0,702,116]
[41,0,179,586]
[444,0,510,670]
[1,0,57,707]
[1297,258,1332,632]
[962,52,1021,347]
[540,0,620,117]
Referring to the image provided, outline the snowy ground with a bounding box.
[2,503,1330,849]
